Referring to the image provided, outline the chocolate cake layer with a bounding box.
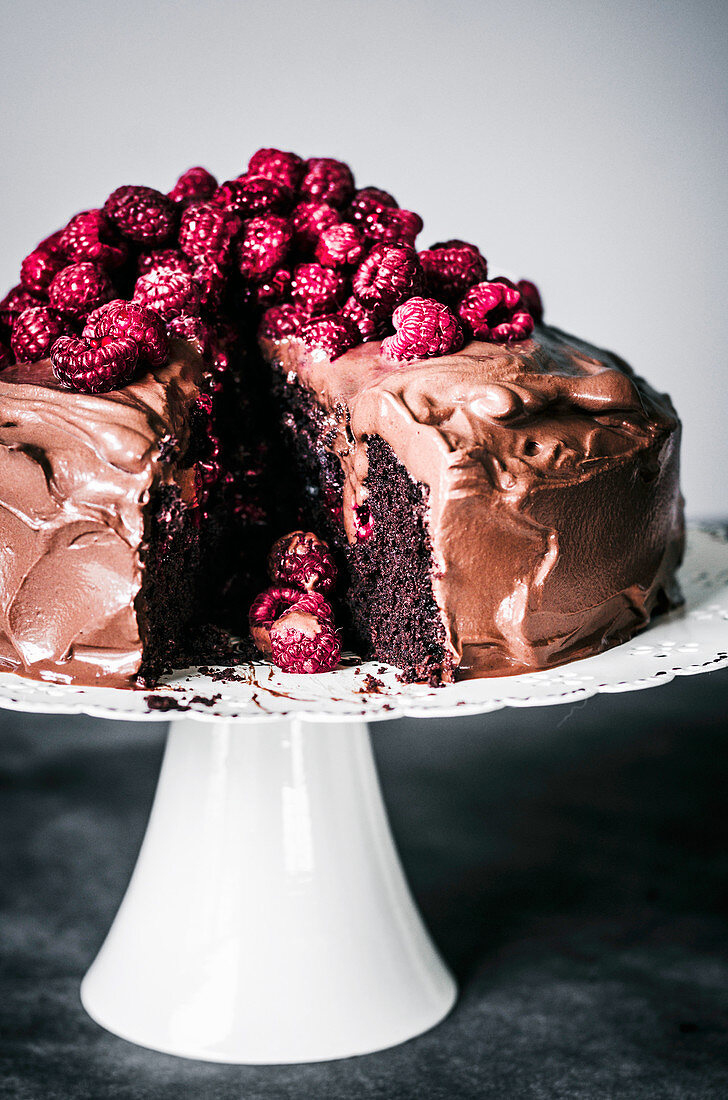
[262,326,685,679]
[0,341,205,685]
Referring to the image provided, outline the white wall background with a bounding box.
[1,0,725,516]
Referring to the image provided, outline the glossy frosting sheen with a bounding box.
[263,326,684,677]
[0,342,203,684]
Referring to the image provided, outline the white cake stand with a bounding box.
[3,526,727,1064]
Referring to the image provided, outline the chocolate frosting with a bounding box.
[0,341,203,685]
[262,326,684,677]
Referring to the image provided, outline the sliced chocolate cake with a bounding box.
[0,148,685,686]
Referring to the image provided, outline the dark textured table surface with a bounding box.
[2,667,728,1099]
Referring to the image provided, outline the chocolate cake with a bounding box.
[0,149,684,686]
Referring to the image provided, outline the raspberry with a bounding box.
[457,281,534,343]
[0,342,13,370]
[419,241,488,303]
[60,210,128,270]
[83,299,168,368]
[314,223,364,267]
[10,306,71,363]
[133,268,203,321]
[168,166,218,205]
[341,295,391,342]
[103,185,178,246]
[252,267,291,306]
[213,175,293,218]
[249,585,304,656]
[382,297,463,362]
[352,243,423,310]
[362,206,423,246]
[270,610,341,674]
[237,215,292,280]
[138,248,192,277]
[178,202,241,267]
[291,202,341,253]
[51,333,139,393]
[166,314,214,357]
[348,187,398,224]
[0,286,43,332]
[19,240,66,295]
[517,278,544,323]
[291,263,347,315]
[268,530,337,593]
[289,589,336,626]
[48,263,113,319]
[299,157,354,208]
[193,257,227,308]
[301,314,360,361]
[247,148,304,191]
[258,304,308,341]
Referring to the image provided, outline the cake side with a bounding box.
[0,341,205,685]
[261,326,684,678]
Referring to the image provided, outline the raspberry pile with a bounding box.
[249,530,341,673]
[0,147,544,385]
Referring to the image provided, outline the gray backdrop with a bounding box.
[1,0,726,514]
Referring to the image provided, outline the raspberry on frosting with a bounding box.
[50,333,139,393]
[517,278,544,322]
[168,166,218,206]
[103,185,178,246]
[341,295,391,342]
[268,530,337,593]
[270,609,341,674]
[457,280,534,343]
[166,313,214,357]
[237,215,292,280]
[48,262,113,319]
[301,314,360,360]
[133,267,203,321]
[352,243,423,310]
[419,241,488,303]
[314,223,365,268]
[291,202,342,253]
[258,303,308,341]
[291,262,347,315]
[213,175,293,218]
[299,157,355,208]
[178,202,241,267]
[11,306,71,363]
[247,148,305,191]
[60,210,128,270]
[83,299,169,368]
[381,297,464,362]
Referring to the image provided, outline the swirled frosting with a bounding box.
[0,341,203,684]
[262,326,684,676]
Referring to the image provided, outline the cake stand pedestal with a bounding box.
[81,716,455,1063]
[1,526,726,1064]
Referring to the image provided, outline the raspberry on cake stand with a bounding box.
[2,526,727,1065]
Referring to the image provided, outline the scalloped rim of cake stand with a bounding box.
[0,525,725,726]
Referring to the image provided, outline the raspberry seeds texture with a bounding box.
[133,268,203,322]
[50,333,140,393]
[268,530,338,593]
[103,185,178,246]
[457,280,534,343]
[382,297,464,362]
[60,210,128,270]
[168,166,218,206]
[247,148,305,191]
[48,263,114,320]
[301,315,360,360]
[83,300,169,368]
[11,306,71,363]
[270,611,341,674]
[179,202,241,267]
[237,216,292,280]
[291,263,347,316]
[419,241,488,303]
[299,157,355,209]
[352,243,423,310]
